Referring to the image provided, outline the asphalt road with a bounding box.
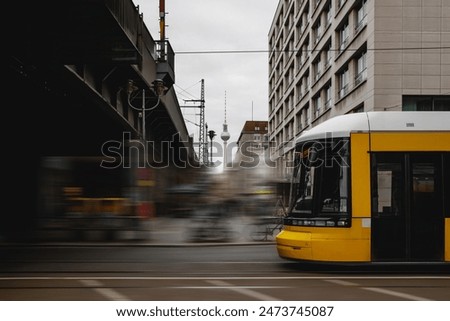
[0,244,449,301]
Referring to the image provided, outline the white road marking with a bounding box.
[2,275,444,300]
[325,279,359,286]
[361,287,431,301]
[79,279,129,301]
[206,280,281,301]
[171,286,291,289]
[324,279,432,301]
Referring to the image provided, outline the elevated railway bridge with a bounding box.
[5,0,196,241]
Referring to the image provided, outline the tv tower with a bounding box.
[220,91,230,169]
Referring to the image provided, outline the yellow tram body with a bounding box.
[276,112,450,263]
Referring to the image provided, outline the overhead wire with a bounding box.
[174,81,201,101]
[174,46,450,55]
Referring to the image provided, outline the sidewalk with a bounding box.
[15,215,280,247]
[141,215,279,246]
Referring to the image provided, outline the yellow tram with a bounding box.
[276,111,450,263]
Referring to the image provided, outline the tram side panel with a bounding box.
[369,132,450,263]
[349,133,372,261]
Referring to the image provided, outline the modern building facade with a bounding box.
[228,121,271,193]
[234,121,270,168]
[268,0,450,179]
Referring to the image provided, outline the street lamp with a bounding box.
[208,129,216,166]
[127,79,167,141]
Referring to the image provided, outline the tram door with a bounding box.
[370,153,444,262]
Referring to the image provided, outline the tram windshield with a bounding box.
[288,138,350,227]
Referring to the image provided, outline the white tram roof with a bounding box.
[296,111,450,143]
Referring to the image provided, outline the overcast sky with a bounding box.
[132,0,279,162]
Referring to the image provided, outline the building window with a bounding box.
[296,112,303,132]
[300,4,310,31]
[296,81,303,101]
[352,104,364,113]
[296,51,303,71]
[299,47,305,66]
[314,95,322,118]
[313,20,322,45]
[356,0,368,33]
[355,51,367,85]
[403,96,450,111]
[325,42,333,68]
[287,93,294,112]
[298,15,306,35]
[325,84,332,108]
[304,105,310,126]
[326,2,333,26]
[302,71,310,95]
[313,57,322,81]
[339,21,349,52]
[338,68,349,99]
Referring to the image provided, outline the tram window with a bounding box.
[291,139,350,218]
[377,170,393,213]
[371,155,404,217]
[413,164,435,193]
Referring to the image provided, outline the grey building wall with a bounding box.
[268,0,450,179]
